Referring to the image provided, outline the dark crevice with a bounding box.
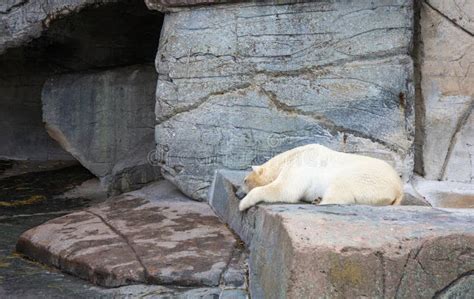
[375,251,386,298]
[260,87,406,154]
[413,0,425,176]
[394,250,413,298]
[85,209,151,283]
[433,270,474,298]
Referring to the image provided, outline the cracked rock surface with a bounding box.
[209,170,474,298]
[154,0,415,201]
[145,0,319,12]
[16,180,247,289]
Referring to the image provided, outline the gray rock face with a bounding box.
[419,1,473,183]
[209,170,474,298]
[251,205,474,299]
[145,0,231,11]
[154,0,415,201]
[16,181,246,289]
[146,0,333,12]
[42,65,161,194]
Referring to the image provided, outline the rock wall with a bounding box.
[1,0,164,193]
[418,0,473,183]
[42,65,161,194]
[153,0,415,201]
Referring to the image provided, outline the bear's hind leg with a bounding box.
[320,183,355,205]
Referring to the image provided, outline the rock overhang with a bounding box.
[145,0,310,12]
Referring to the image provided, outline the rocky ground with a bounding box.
[1,163,473,298]
[0,163,248,298]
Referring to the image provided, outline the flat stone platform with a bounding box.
[209,170,474,298]
[16,181,247,293]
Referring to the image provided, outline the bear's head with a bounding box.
[242,165,269,193]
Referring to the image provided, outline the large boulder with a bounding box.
[209,170,474,298]
[419,0,473,182]
[16,181,247,291]
[42,64,161,194]
[249,205,474,299]
[154,0,415,201]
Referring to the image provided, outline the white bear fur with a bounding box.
[239,144,403,211]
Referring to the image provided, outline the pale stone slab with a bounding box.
[17,181,241,288]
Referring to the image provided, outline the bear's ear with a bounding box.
[252,165,263,174]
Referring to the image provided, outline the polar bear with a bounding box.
[239,144,403,211]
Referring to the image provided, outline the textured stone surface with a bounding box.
[155,0,415,201]
[409,175,474,208]
[209,170,255,244]
[146,0,323,12]
[419,1,473,182]
[16,181,244,288]
[0,0,117,55]
[42,64,161,194]
[209,170,474,298]
[251,205,474,299]
[426,0,474,34]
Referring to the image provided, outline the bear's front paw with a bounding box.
[239,196,253,212]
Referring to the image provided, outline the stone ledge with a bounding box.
[209,170,474,298]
